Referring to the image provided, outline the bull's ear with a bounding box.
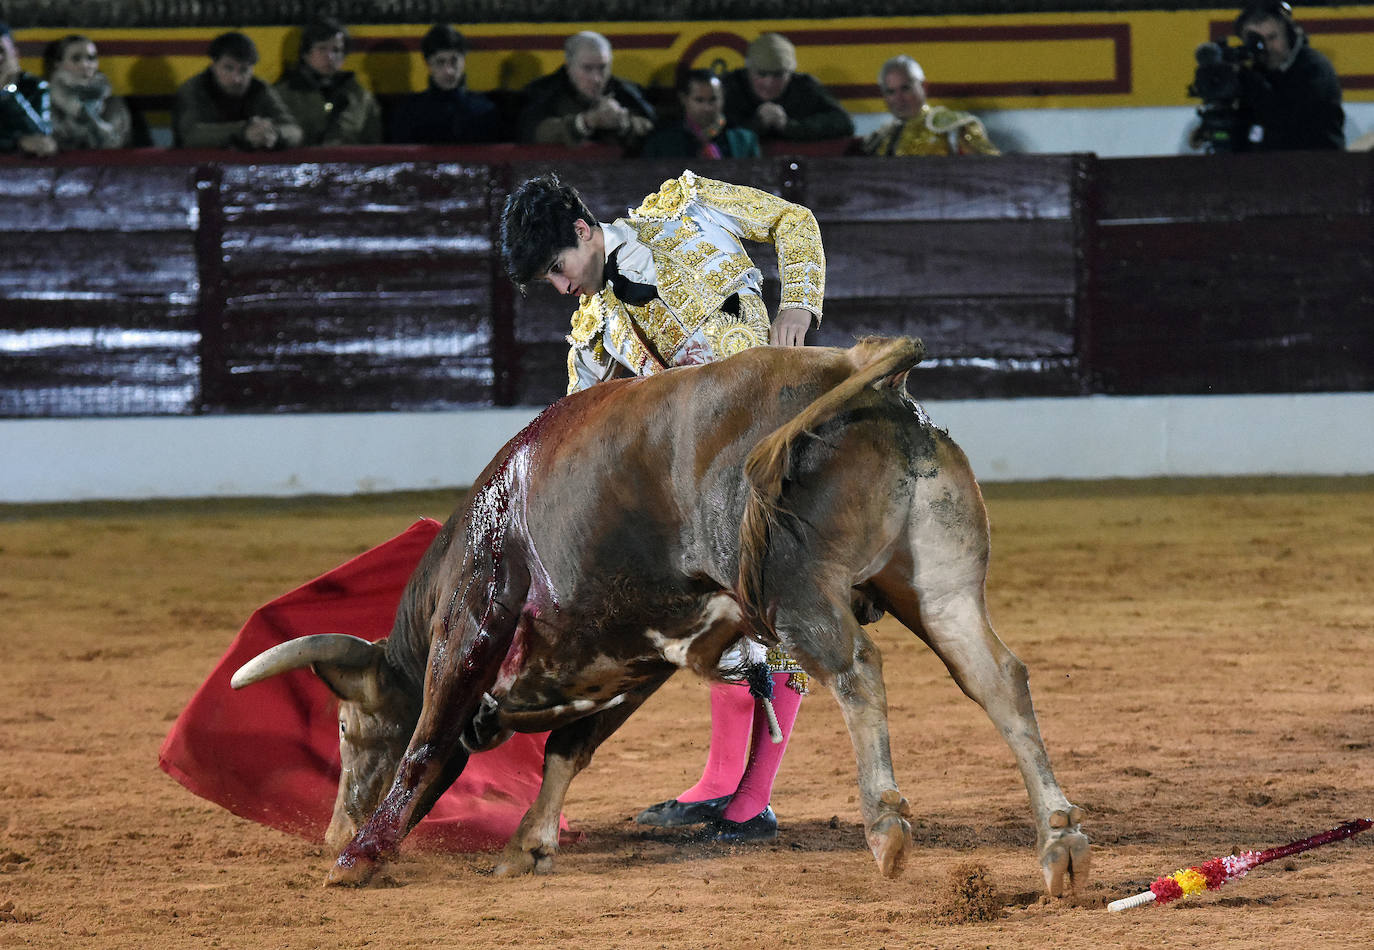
[311,656,388,707]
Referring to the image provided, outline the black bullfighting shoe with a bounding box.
[635,795,731,827]
[692,805,778,843]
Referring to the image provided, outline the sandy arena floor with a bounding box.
[2,477,1371,948]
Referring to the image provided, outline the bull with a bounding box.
[231,337,1090,892]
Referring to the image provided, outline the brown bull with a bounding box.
[232,337,1090,892]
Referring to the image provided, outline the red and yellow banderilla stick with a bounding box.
[1108,817,1372,912]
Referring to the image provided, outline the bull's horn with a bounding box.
[230,634,380,689]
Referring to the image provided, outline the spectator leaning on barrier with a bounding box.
[173,32,302,150]
[516,30,655,152]
[0,21,58,157]
[641,68,761,160]
[721,32,854,145]
[862,55,1000,157]
[388,23,501,145]
[43,34,132,150]
[275,15,382,146]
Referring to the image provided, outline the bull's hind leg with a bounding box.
[772,587,914,878]
[493,680,665,876]
[874,477,1090,894]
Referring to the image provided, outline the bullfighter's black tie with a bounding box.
[603,246,659,306]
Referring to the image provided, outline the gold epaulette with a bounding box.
[632,170,698,220]
[926,105,977,134]
[567,294,605,347]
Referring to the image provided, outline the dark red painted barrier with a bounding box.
[0,147,1370,417]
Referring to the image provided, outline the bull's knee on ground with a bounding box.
[325,853,380,887]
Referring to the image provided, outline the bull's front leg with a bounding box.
[493,681,663,877]
[327,591,526,886]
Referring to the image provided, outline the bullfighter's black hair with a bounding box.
[499,173,600,292]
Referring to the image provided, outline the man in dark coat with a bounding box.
[516,30,655,153]
[388,23,501,145]
[720,32,854,145]
[0,21,57,156]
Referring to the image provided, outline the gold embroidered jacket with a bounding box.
[566,170,825,393]
[862,104,1000,157]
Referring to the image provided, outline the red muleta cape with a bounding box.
[159,518,565,851]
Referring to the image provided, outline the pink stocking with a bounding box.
[721,673,803,822]
[677,680,755,802]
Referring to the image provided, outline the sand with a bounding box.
[2,477,1371,948]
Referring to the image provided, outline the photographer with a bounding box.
[1192,2,1344,151]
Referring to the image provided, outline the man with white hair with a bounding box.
[862,54,999,156]
[517,30,655,152]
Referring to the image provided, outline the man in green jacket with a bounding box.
[274,15,382,146]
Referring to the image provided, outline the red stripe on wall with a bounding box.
[27,32,683,58]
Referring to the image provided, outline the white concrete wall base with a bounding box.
[3,393,1371,503]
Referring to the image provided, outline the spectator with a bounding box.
[516,31,655,152]
[173,32,302,150]
[388,23,500,145]
[721,32,854,144]
[862,55,1000,156]
[43,34,132,150]
[275,15,382,146]
[0,21,58,157]
[1221,1,1345,150]
[641,68,761,160]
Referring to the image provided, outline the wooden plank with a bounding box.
[1094,336,1374,395]
[816,296,1076,357]
[204,298,496,411]
[0,231,197,297]
[1096,152,1372,221]
[803,154,1076,223]
[822,219,1076,297]
[1093,217,1373,344]
[0,165,197,232]
[218,162,493,215]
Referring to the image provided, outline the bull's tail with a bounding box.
[736,336,924,629]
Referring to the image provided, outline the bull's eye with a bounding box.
[339,719,347,737]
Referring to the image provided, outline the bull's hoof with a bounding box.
[325,853,380,887]
[1040,807,1091,896]
[493,845,555,877]
[866,790,913,879]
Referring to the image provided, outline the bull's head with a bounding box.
[231,635,421,850]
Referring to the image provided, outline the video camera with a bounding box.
[1187,35,1266,151]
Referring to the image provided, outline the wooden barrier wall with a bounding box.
[1,147,1371,417]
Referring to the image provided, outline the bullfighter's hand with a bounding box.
[770,307,811,347]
